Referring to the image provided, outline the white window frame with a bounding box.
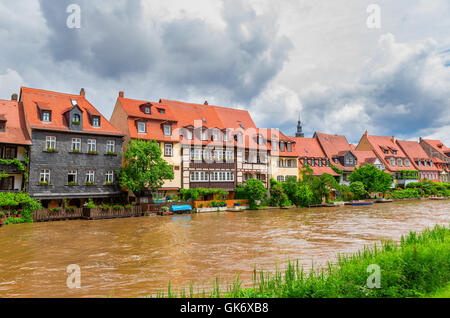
[68,170,77,184]
[277,176,284,182]
[71,138,81,151]
[87,139,97,152]
[191,148,202,161]
[397,159,403,167]
[164,143,173,156]
[105,170,114,183]
[106,140,115,153]
[210,171,234,182]
[390,158,396,167]
[45,136,56,150]
[42,111,51,122]
[40,169,50,183]
[92,116,100,127]
[187,130,193,140]
[190,171,209,182]
[225,150,234,162]
[137,122,146,133]
[86,170,95,183]
[163,124,172,136]
[144,107,150,114]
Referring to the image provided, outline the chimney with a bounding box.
[80,88,85,96]
[204,100,208,105]
[364,130,368,136]
[11,93,18,101]
[391,136,396,143]
[119,91,124,98]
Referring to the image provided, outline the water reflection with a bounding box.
[0,200,448,297]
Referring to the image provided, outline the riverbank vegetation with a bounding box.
[155,225,449,298]
[0,192,41,225]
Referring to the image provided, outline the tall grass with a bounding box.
[151,225,449,298]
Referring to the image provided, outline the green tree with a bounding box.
[349,181,366,199]
[243,178,267,209]
[293,184,315,207]
[349,164,393,196]
[269,178,289,207]
[119,139,174,194]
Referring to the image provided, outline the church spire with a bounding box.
[295,111,304,138]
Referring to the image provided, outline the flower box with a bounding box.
[105,151,117,156]
[45,148,56,153]
[70,149,81,153]
[39,181,50,186]
[68,181,78,186]
[71,120,81,125]
[85,181,95,186]
[88,151,97,155]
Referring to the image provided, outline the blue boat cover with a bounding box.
[170,205,192,212]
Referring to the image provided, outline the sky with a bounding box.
[0,0,449,145]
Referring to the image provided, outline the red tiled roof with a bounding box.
[314,132,356,171]
[364,134,409,172]
[20,87,122,136]
[353,150,377,165]
[118,97,178,122]
[292,137,327,158]
[0,99,31,145]
[421,139,450,158]
[310,166,340,177]
[396,140,439,172]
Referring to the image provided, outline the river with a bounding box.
[0,200,449,297]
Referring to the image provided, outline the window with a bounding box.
[237,134,243,144]
[310,159,315,167]
[214,150,223,162]
[158,108,165,114]
[201,130,208,141]
[393,150,397,155]
[190,171,209,182]
[405,159,410,167]
[397,159,403,167]
[334,158,338,164]
[286,143,292,152]
[68,170,77,184]
[3,146,16,159]
[163,125,172,136]
[71,138,81,151]
[72,114,81,124]
[164,143,173,156]
[137,122,146,133]
[92,116,100,127]
[213,131,219,141]
[191,148,202,161]
[41,136,54,153]
[258,136,264,145]
[277,176,284,182]
[318,159,322,167]
[186,130,193,140]
[144,107,150,114]
[71,99,77,106]
[430,161,433,167]
[225,150,234,162]
[210,171,234,182]
[86,170,95,183]
[105,170,114,183]
[40,169,50,183]
[42,111,51,122]
[106,140,115,153]
[0,120,5,132]
[280,142,285,152]
[271,140,278,151]
[390,158,396,166]
[203,149,213,161]
[0,176,14,190]
[223,131,228,142]
[87,139,96,152]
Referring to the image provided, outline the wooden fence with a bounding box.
[32,208,83,222]
[83,206,143,220]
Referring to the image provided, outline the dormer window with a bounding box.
[72,114,81,125]
[0,120,5,132]
[280,142,285,152]
[163,124,171,136]
[42,111,51,122]
[71,99,77,106]
[137,122,146,133]
[286,143,292,152]
[393,150,397,155]
[144,107,150,114]
[158,108,165,114]
[92,116,100,127]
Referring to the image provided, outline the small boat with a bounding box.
[227,207,245,212]
[351,201,373,206]
[375,199,393,203]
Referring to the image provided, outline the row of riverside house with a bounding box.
[0,87,449,208]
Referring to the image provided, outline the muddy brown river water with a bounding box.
[0,200,449,297]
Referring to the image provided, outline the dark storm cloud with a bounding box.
[38,0,292,102]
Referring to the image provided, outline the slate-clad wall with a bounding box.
[28,130,123,199]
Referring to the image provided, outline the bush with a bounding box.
[391,188,421,199]
[349,181,367,200]
[85,199,97,209]
[243,179,267,209]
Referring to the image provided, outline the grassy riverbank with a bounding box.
[157,224,449,298]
